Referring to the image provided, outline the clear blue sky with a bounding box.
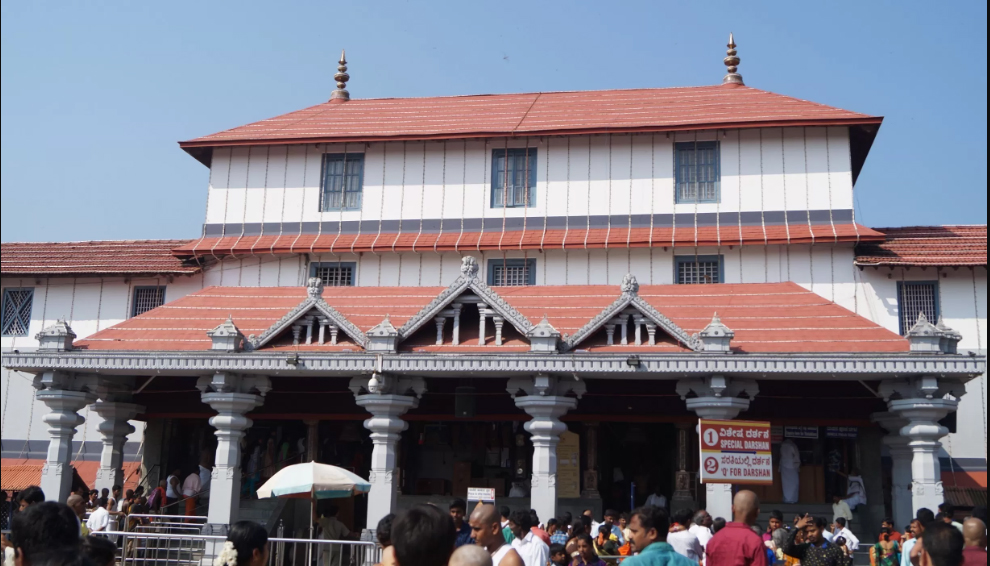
[2,0,986,242]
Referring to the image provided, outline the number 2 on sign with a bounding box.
[705,457,719,475]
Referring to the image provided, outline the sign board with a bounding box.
[466,487,496,504]
[556,431,581,499]
[771,426,784,444]
[825,427,858,439]
[784,426,819,439]
[699,419,773,485]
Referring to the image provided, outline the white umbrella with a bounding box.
[256,462,370,500]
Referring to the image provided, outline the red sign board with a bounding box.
[699,419,773,485]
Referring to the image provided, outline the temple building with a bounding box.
[1,39,986,537]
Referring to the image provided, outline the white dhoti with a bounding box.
[781,466,800,503]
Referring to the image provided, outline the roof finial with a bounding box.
[331,49,350,101]
[722,33,744,86]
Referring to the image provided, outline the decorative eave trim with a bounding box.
[3,350,983,381]
[248,297,367,350]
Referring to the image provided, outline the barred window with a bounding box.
[491,148,537,208]
[675,141,720,204]
[488,259,536,286]
[132,286,166,317]
[898,282,939,335]
[310,262,356,287]
[1,288,34,337]
[321,153,364,211]
[676,255,723,284]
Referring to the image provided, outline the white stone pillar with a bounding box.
[92,402,144,493]
[676,376,759,521]
[872,413,914,530]
[349,374,426,531]
[880,377,964,517]
[197,374,270,529]
[508,375,585,525]
[36,387,96,503]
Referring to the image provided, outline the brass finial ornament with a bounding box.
[722,33,744,85]
[331,50,350,101]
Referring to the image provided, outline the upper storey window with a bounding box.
[897,282,939,336]
[311,262,356,287]
[488,258,537,286]
[132,286,166,317]
[492,149,537,208]
[676,255,724,284]
[321,154,365,211]
[675,141,720,204]
[1,288,34,337]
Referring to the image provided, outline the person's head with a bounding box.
[392,505,456,566]
[499,506,511,521]
[731,490,761,527]
[82,536,117,566]
[134,486,145,497]
[918,508,937,528]
[377,513,395,548]
[881,518,893,532]
[804,517,830,545]
[598,525,611,538]
[571,520,587,538]
[549,544,568,566]
[835,517,847,531]
[10,502,80,565]
[628,506,670,552]
[561,511,573,526]
[16,486,45,512]
[583,509,593,518]
[66,495,86,519]
[508,509,533,539]
[938,503,954,518]
[449,499,467,527]
[469,505,504,551]
[693,510,712,529]
[911,520,924,538]
[772,529,789,551]
[620,513,631,529]
[124,489,135,501]
[962,518,987,549]
[672,508,693,529]
[217,521,269,566]
[89,490,99,503]
[323,504,340,518]
[112,486,121,498]
[448,545,493,566]
[158,480,167,489]
[575,535,597,562]
[604,509,619,527]
[547,518,559,535]
[712,517,727,534]
[919,522,964,566]
[832,494,842,504]
[769,510,784,532]
[530,510,541,530]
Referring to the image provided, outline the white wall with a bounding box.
[203,127,854,228]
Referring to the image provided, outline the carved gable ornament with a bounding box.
[247,278,367,350]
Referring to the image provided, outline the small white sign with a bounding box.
[467,487,496,503]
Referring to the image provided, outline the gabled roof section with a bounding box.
[248,278,367,350]
[856,226,987,267]
[559,275,701,352]
[2,240,201,278]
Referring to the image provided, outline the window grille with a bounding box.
[321,154,364,211]
[1,288,34,337]
[491,148,537,208]
[676,256,723,284]
[132,286,166,317]
[897,282,939,335]
[488,259,536,286]
[310,262,356,287]
[675,141,720,204]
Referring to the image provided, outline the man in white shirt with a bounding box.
[833,495,854,525]
[87,500,111,533]
[182,470,203,517]
[645,488,668,511]
[689,510,714,548]
[832,517,859,552]
[668,508,704,564]
[509,510,549,566]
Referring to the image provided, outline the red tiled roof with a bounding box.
[855,226,987,267]
[0,459,141,492]
[180,85,880,149]
[76,282,908,354]
[173,224,883,259]
[1,240,202,277]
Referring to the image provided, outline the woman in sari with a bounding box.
[870,531,900,566]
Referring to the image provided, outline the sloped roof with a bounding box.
[75,281,908,354]
[1,240,202,278]
[855,226,987,267]
[0,459,141,492]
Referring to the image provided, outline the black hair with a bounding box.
[598,525,611,536]
[112,485,122,493]
[918,508,937,526]
[324,503,340,517]
[672,508,694,528]
[580,515,592,530]
[547,518,559,528]
[562,512,573,525]
[813,517,830,531]
[125,489,135,499]
[835,517,847,528]
[11,502,80,560]
[935,513,947,522]
[530,509,541,526]
[82,536,117,566]
[574,534,596,553]
[549,543,567,557]
[712,517,727,534]
[226,521,269,566]
[377,513,395,548]
[571,520,588,538]
[621,513,631,522]
[770,510,784,522]
[604,509,619,519]
[631,506,670,542]
[450,498,467,512]
[938,503,954,515]
[500,505,511,519]
[835,537,847,547]
[510,509,533,531]
[16,486,46,507]
[392,505,456,566]
[920,523,964,566]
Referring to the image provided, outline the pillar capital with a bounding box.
[92,401,145,491]
[35,385,97,503]
[677,376,758,420]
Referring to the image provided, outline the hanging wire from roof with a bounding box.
[331,50,350,102]
[723,33,744,86]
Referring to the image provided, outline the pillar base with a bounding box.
[705,483,733,521]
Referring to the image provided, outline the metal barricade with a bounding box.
[93,530,381,566]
